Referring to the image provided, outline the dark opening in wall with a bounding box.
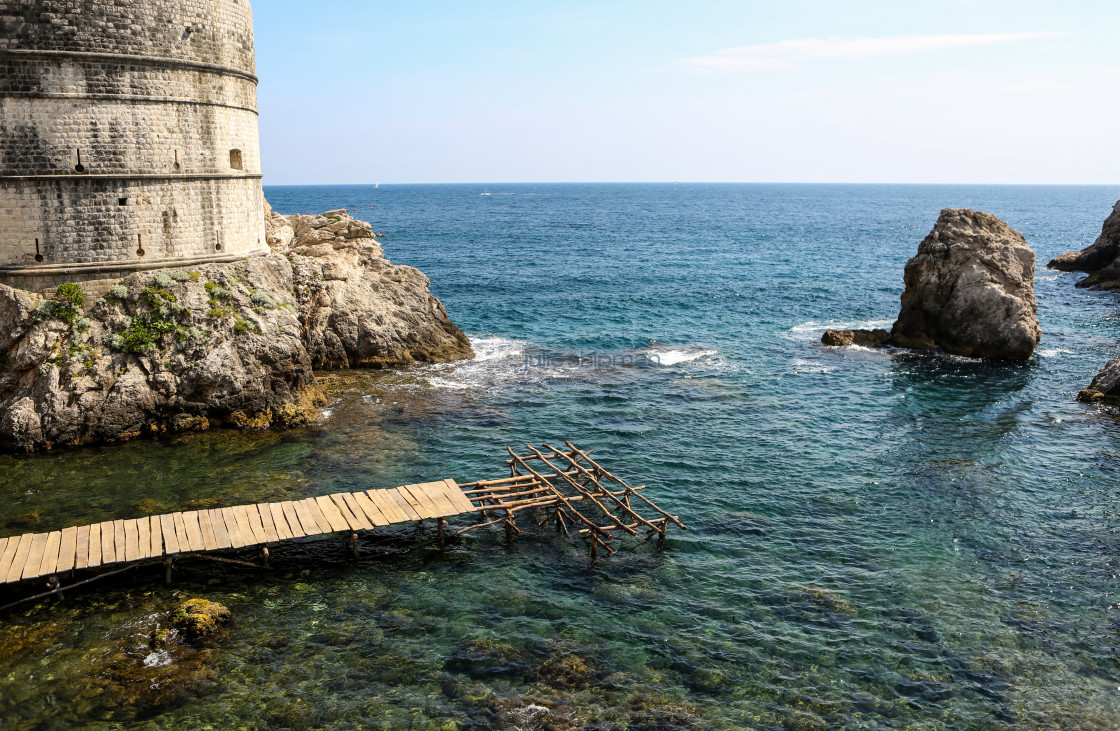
[215,242,223,251]
[174,150,181,171]
[229,149,243,170]
[74,149,85,173]
[118,197,128,206]
[34,239,43,263]
[137,235,145,257]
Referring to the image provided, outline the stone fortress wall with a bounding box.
[0,0,268,291]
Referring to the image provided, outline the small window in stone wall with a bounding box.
[230,149,243,170]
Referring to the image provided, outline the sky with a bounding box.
[253,0,1120,185]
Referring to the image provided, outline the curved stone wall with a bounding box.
[0,0,267,289]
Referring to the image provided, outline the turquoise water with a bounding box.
[3,184,1120,728]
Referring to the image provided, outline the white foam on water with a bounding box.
[791,358,837,374]
[143,650,174,668]
[789,319,894,340]
[647,347,719,366]
[1038,348,1073,358]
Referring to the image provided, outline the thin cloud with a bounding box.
[682,33,1062,72]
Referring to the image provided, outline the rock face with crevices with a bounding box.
[0,205,473,452]
[823,209,1040,360]
[1048,200,1120,289]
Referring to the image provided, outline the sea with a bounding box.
[2,183,1120,729]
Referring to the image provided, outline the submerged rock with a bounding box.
[0,204,472,452]
[822,209,1040,360]
[169,598,233,645]
[820,329,890,348]
[1048,200,1120,288]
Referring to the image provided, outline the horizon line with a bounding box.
[262,181,1120,188]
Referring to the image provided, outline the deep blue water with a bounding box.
[4,183,1120,728]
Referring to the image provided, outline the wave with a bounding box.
[647,347,719,367]
[789,319,894,340]
[1037,347,1073,358]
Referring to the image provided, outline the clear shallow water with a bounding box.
[3,184,1120,728]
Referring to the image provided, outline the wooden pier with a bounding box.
[0,443,684,601]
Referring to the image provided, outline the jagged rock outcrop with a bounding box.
[820,329,890,348]
[1048,200,1120,288]
[823,209,1041,360]
[1078,356,1120,404]
[0,207,473,452]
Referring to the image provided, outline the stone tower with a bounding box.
[0,0,268,292]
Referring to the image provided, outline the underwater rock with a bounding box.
[535,654,601,690]
[888,209,1040,360]
[445,639,535,680]
[786,583,858,618]
[628,694,704,730]
[1048,200,1120,288]
[820,329,890,348]
[0,203,472,452]
[482,697,581,731]
[169,598,233,645]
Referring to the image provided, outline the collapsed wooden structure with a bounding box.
[458,442,686,558]
[0,443,683,606]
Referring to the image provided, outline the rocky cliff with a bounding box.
[1048,200,1120,288]
[824,209,1041,360]
[0,206,473,452]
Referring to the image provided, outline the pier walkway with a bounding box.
[0,442,685,600]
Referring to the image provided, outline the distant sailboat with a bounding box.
[480,189,492,196]
[375,182,380,189]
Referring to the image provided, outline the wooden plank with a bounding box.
[229,506,253,547]
[387,488,424,521]
[113,520,126,563]
[300,499,329,532]
[101,521,117,565]
[0,538,7,569]
[21,533,49,580]
[353,491,392,526]
[37,531,63,576]
[160,514,180,554]
[149,516,164,556]
[420,481,459,517]
[373,489,410,523]
[329,493,369,531]
[182,512,205,553]
[87,523,103,568]
[400,484,439,519]
[383,488,421,521]
[197,510,218,551]
[0,535,24,581]
[208,509,232,549]
[124,519,141,562]
[239,505,266,545]
[269,502,293,540]
[137,518,151,560]
[338,492,374,529]
[74,525,90,570]
[4,534,34,583]
[222,508,246,549]
[257,504,279,542]
[57,526,78,572]
[443,479,478,514]
[173,513,191,553]
[314,495,350,532]
[281,501,307,538]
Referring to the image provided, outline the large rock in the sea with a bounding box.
[0,207,473,452]
[822,209,1040,359]
[890,209,1040,359]
[1048,200,1120,289]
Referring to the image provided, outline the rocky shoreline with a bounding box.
[0,205,473,452]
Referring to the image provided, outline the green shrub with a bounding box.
[170,270,193,282]
[103,284,129,304]
[250,290,277,309]
[152,272,175,289]
[234,317,261,335]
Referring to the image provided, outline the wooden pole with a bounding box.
[349,531,359,559]
[164,556,173,585]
